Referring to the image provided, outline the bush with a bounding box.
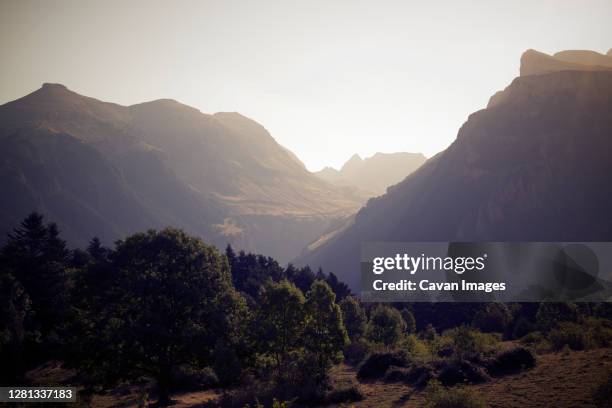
[405,363,437,388]
[357,351,409,380]
[519,331,545,345]
[366,305,406,346]
[536,303,578,332]
[584,317,612,348]
[325,384,364,404]
[424,380,487,408]
[511,316,535,340]
[485,347,536,377]
[343,338,373,366]
[447,326,500,359]
[437,359,490,386]
[592,371,612,408]
[384,367,411,383]
[169,365,218,391]
[548,322,586,351]
[472,303,511,333]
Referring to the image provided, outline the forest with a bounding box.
[1,213,612,407]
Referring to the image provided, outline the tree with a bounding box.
[85,228,245,405]
[339,296,367,340]
[0,271,36,384]
[366,305,406,346]
[228,249,285,299]
[325,272,351,301]
[290,266,316,294]
[401,308,417,334]
[303,281,348,384]
[1,213,69,349]
[254,280,306,377]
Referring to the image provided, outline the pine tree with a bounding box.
[2,213,69,344]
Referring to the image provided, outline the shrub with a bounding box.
[592,371,612,408]
[511,316,535,340]
[447,326,501,359]
[485,347,536,377]
[357,351,409,380]
[343,338,374,366]
[400,334,432,361]
[169,365,218,391]
[424,379,487,408]
[384,367,411,383]
[472,303,512,333]
[584,317,612,348]
[437,359,490,386]
[548,322,586,351]
[325,384,364,404]
[519,331,544,345]
[366,305,406,346]
[405,363,437,388]
[536,303,578,332]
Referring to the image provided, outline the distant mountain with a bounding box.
[298,52,612,290]
[315,152,426,196]
[0,84,362,261]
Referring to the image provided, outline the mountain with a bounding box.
[298,51,612,290]
[315,152,426,196]
[0,84,362,261]
[519,49,612,76]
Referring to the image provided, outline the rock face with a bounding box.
[0,84,362,261]
[298,69,612,290]
[519,49,612,77]
[315,152,426,197]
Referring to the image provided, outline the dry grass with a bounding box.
[323,348,612,408]
[25,347,612,407]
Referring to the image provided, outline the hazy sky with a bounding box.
[1,0,611,171]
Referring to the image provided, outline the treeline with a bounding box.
[0,213,354,405]
[2,213,612,407]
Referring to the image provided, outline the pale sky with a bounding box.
[1,0,611,171]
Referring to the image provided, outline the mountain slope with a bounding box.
[315,152,426,196]
[0,84,362,261]
[299,68,612,289]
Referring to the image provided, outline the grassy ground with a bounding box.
[326,348,612,408]
[25,347,612,407]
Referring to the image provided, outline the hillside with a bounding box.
[315,152,426,196]
[298,54,612,290]
[0,84,362,261]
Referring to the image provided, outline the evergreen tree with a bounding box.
[325,272,351,301]
[291,266,315,293]
[2,213,69,348]
[0,271,36,384]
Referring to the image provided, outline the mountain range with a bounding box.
[315,152,426,196]
[298,49,612,290]
[0,84,363,261]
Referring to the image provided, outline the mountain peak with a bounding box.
[41,82,69,90]
[520,48,612,76]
